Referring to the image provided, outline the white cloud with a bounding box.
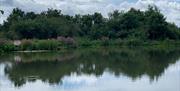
[0,0,180,26]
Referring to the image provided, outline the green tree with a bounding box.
[0,6,179,41]
[24,12,37,20]
[145,6,169,40]
[7,8,25,23]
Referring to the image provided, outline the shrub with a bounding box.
[35,39,60,50]
[100,37,110,46]
[76,38,92,47]
[17,39,62,51]
[126,39,144,46]
[20,40,34,50]
[57,36,77,47]
[0,39,15,52]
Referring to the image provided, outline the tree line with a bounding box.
[0,6,180,40]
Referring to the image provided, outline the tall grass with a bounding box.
[19,39,61,51]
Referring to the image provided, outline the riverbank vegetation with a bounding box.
[0,39,180,52]
[0,6,180,52]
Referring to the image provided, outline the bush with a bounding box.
[76,37,93,47]
[101,37,110,46]
[125,39,144,46]
[57,36,77,48]
[18,39,62,51]
[35,40,60,50]
[20,40,35,50]
[0,39,15,52]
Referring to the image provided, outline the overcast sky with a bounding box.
[0,0,180,26]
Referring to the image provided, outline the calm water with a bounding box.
[0,47,180,91]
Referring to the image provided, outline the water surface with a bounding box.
[0,47,180,91]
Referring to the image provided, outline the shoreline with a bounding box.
[1,39,180,53]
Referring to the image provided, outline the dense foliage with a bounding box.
[0,6,180,40]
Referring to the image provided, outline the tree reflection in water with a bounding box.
[1,47,180,87]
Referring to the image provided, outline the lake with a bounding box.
[0,47,180,91]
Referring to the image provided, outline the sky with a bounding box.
[0,0,180,26]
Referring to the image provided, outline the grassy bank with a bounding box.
[0,38,180,53]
